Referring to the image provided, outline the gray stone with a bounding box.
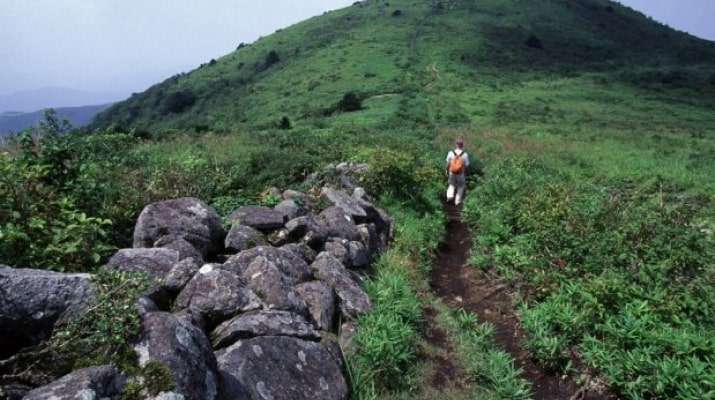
[217,336,347,400]
[281,242,317,264]
[223,246,312,284]
[106,247,180,282]
[241,256,308,316]
[22,365,125,400]
[134,312,219,400]
[323,238,350,266]
[310,253,371,320]
[274,199,301,220]
[0,267,92,358]
[155,235,205,262]
[212,310,320,349]
[285,215,328,249]
[320,187,367,220]
[133,197,225,259]
[227,206,285,232]
[295,281,335,331]
[163,257,202,293]
[176,264,262,328]
[224,224,264,253]
[347,240,370,269]
[318,206,361,242]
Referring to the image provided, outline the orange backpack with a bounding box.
[448,150,465,174]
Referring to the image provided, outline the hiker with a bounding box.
[445,137,470,205]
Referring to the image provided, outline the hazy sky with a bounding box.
[1,0,714,96]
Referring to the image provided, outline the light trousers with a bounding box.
[446,173,466,205]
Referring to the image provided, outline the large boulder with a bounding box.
[227,206,285,232]
[22,365,125,400]
[162,257,202,293]
[155,235,205,262]
[318,206,361,242]
[295,281,336,331]
[0,267,92,358]
[320,187,367,221]
[212,310,320,349]
[284,215,328,249]
[274,199,301,221]
[241,256,308,316]
[224,224,264,253]
[217,336,347,400]
[310,253,371,319]
[106,248,180,282]
[133,197,224,259]
[134,312,220,400]
[175,264,262,329]
[223,246,312,284]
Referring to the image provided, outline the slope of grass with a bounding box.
[91,0,715,134]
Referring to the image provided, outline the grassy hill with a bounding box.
[91,0,715,132]
[4,0,715,398]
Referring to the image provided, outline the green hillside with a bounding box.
[4,0,715,398]
[91,0,715,133]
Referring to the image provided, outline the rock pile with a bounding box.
[0,184,392,400]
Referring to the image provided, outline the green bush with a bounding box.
[336,92,363,112]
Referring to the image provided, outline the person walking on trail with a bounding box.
[445,137,470,206]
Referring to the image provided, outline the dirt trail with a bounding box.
[426,201,608,400]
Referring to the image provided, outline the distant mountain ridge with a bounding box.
[0,104,113,138]
[0,87,126,113]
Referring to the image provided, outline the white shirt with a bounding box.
[445,149,470,174]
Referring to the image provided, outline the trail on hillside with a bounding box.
[425,200,612,400]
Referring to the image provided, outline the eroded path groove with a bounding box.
[427,201,608,400]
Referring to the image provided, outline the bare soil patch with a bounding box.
[425,200,614,400]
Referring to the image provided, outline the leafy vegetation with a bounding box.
[1,269,150,387]
[1,0,715,398]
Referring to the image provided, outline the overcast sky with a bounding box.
[1,0,714,96]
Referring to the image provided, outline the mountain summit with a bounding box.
[90,0,715,133]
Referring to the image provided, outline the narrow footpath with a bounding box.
[426,200,611,400]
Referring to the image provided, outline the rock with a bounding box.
[217,336,347,400]
[224,224,264,253]
[241,256,308,316]
[318,206,361,242]
[323,238,350,266]
[284,215,328,249]
[155,235,205,263]
[295,281,336,331]
[22,365,125,400]
[133,197,224,259]
[357,223,381,256]
[0,267,92,358]
[134,312,220,400]
[274,199,301,220]
[320,187,367,220]
[281,242,317,264]
[212,310,320,349]
[310,253,371,319]
[227,206,285,232]
[175,264,262,329]
[223,246,312,284]
[347,240,370,269]
[163,257,202,293]
[106,248,180,282]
